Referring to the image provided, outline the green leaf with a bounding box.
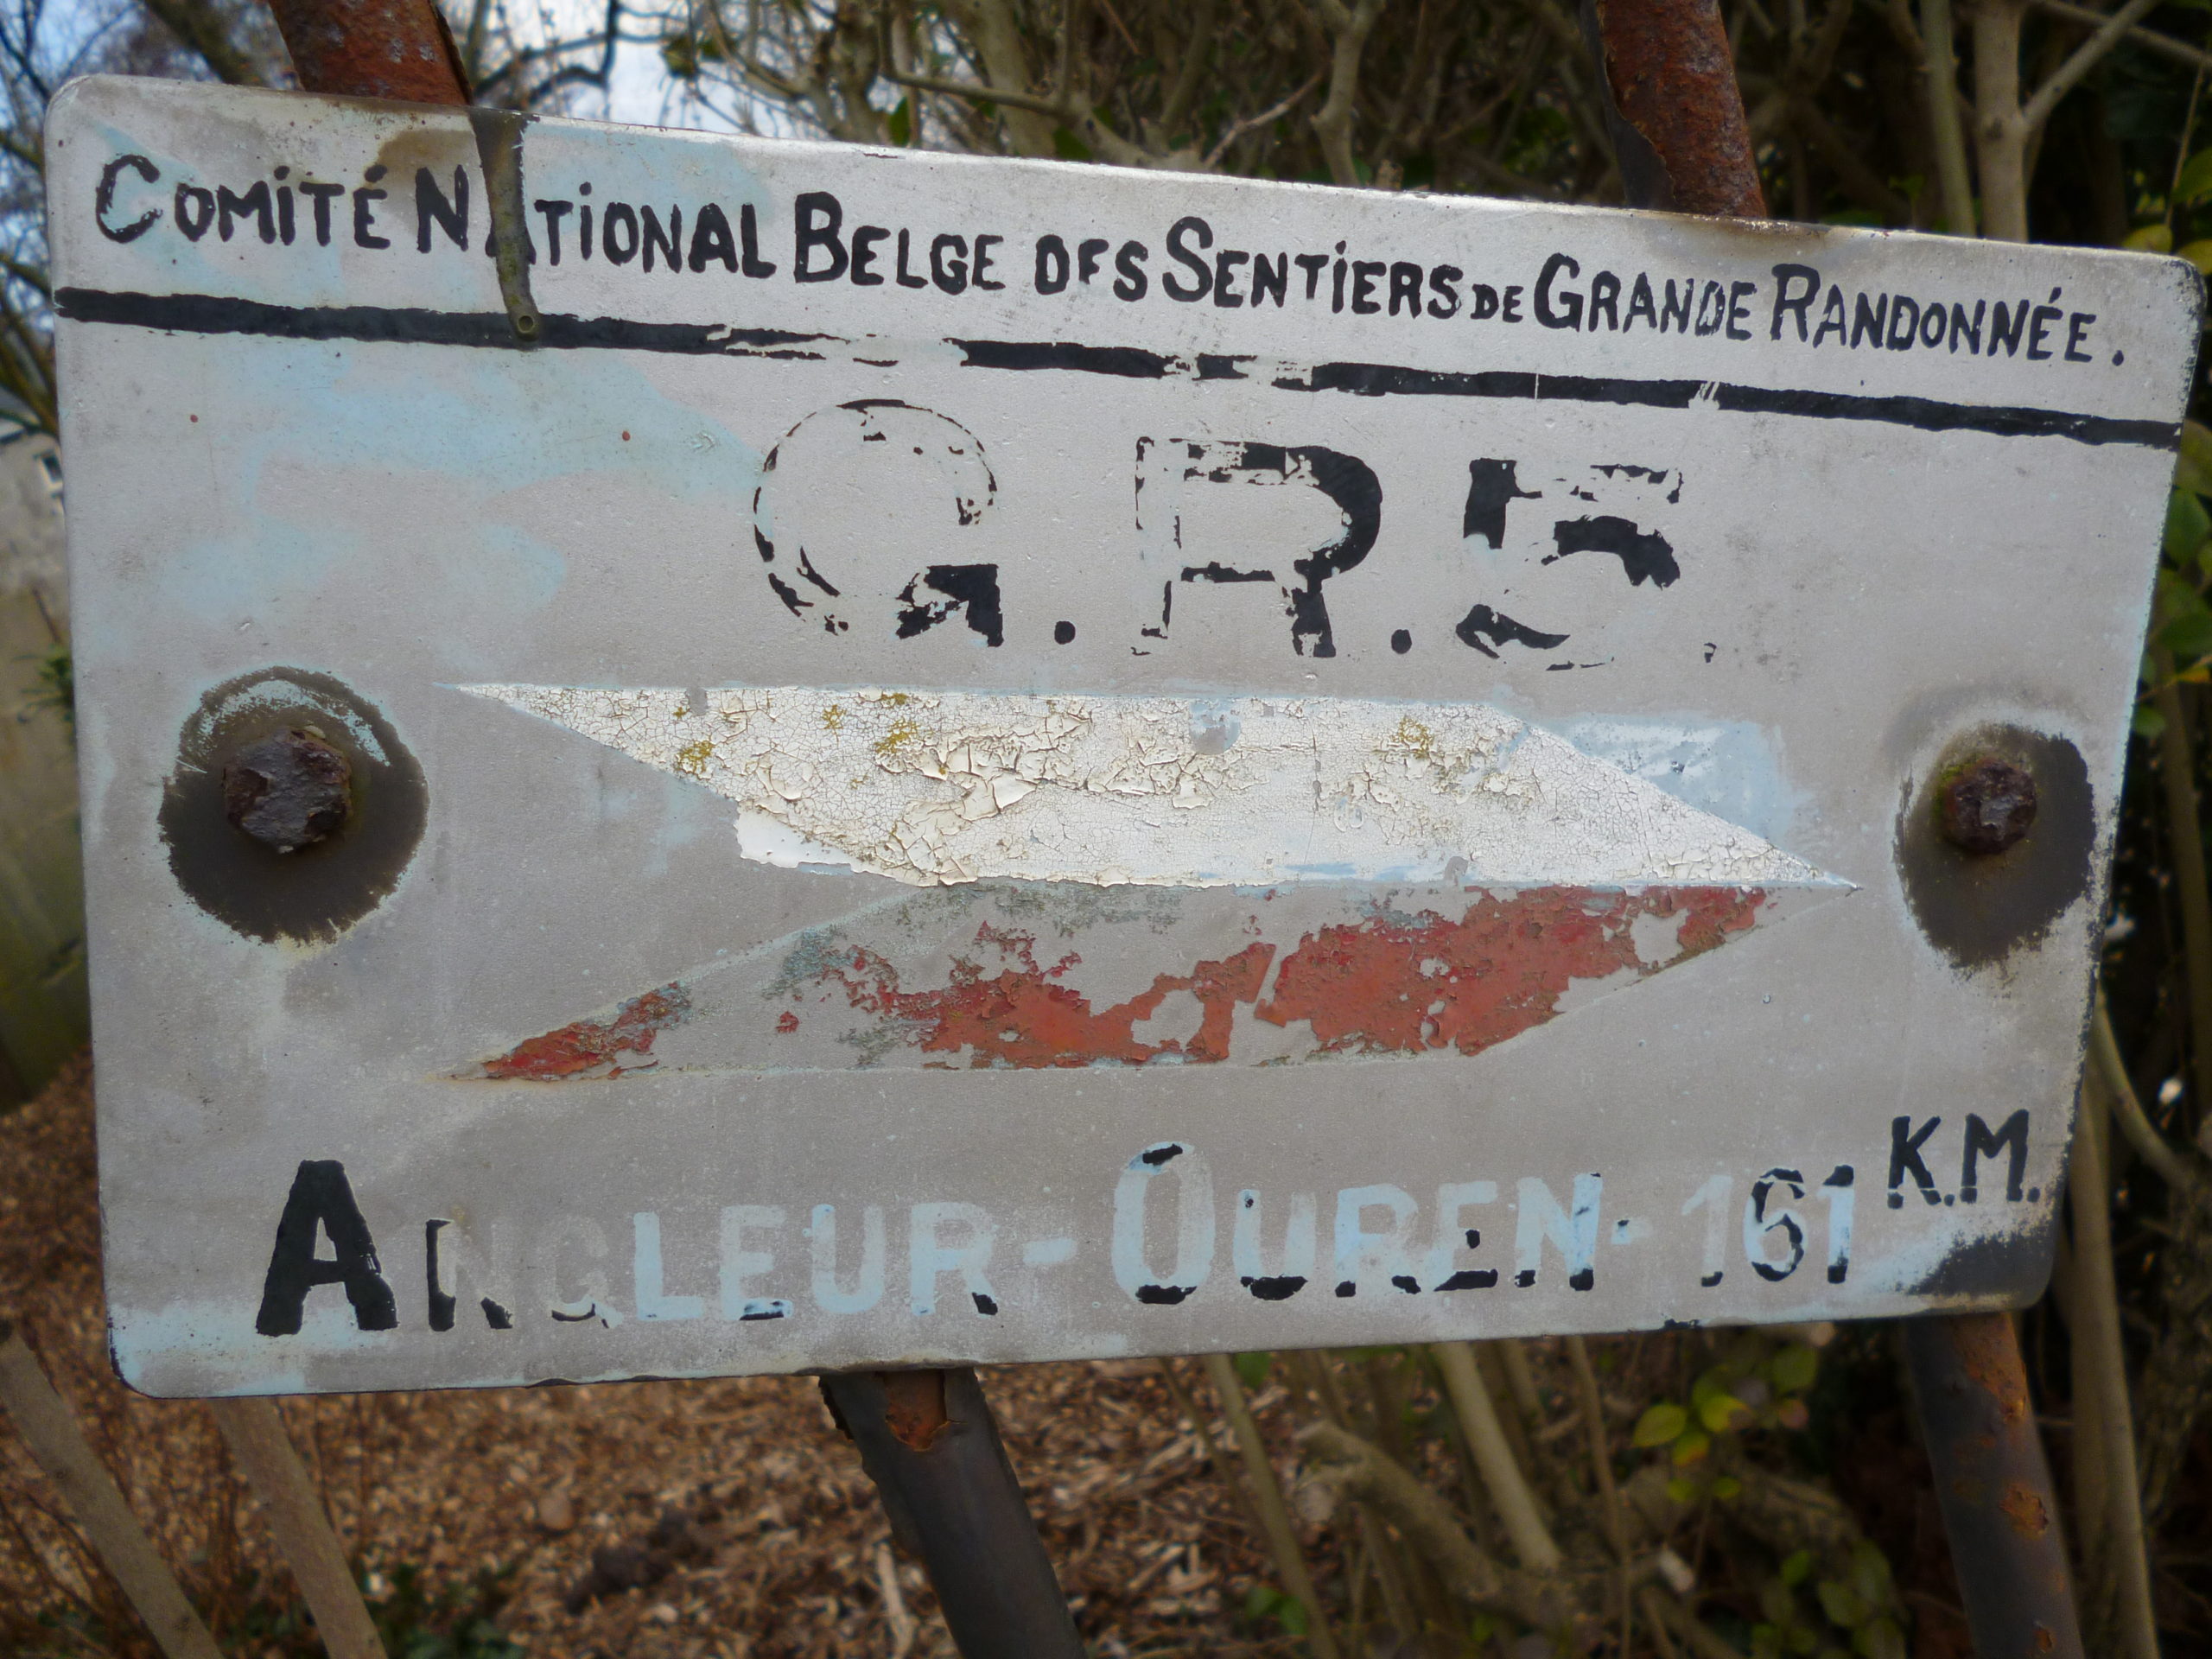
[2157,591,2212,665]
[1275,1597,1308,1636]
[1816,1578,1868,1629]
[1234,1351,1272,1391]
[2178,422,2212,498]
[1052,125,1093,162]
[1243,1584,1280,1621]
[2179,146,2212,206]
[2134,702,2170,741]
[1697,1391,1751,1433]
[1710,1473,1743,1500]
[2166,487,2211,563]
[2179,239,2212,276]
[886,96,913,146]
[1853,1617,1907,1659]
[2126,221,2176,253]
[1633,1402,1689,1446]
[1761,1580,1797,1624]
[1664,1474,1701,1504]
[1770,1342,1819,1395]
[1780,1548,1816,1586]
[1671,1427,1712,1465]
[1847,1539,1892,1605]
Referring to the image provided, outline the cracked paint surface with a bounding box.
[467,684,1842,891]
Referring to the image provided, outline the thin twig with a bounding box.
[1203,73,1322,169]
[2070,1077,2162,1658]
[1198,1354,1345,1659]
[1430,1342,1562,1572]
[2093,988,2202,1192]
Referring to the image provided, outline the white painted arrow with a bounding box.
[464,684,1847,893]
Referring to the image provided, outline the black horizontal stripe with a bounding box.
[56,286,2176,450]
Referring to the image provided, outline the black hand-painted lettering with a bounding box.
[793,191,847,282]
[640,206,681,271]
[255,1160,397,1336]
[1034,234,1070,294]
[1455,604,1568,657]
[1251,252,1287,307]
[931,233,969,294]
[1888,1115,1942,1207]
[296,181,340,248]
[601,202,639,264]
[687,202,736,271]
[1747,1168,1807,1282]
[94,154,161,243]
[740,203,776,276]
[1113,239,1148,301]
[1463,459,1541,548]
[972,233,1005,290]
[896,565,1005,645]
[353,168,389,250]
[1535,252,1582,328]
[850,225,889,285]
[1587,270,1621,330]
[1213,248,1249,308]
[1548,516,1680,587]
[424,1219,512,1332]
[2066,312,2095,362]
[1427,264,1463,318]
[1077,236,1109,283]
[416,166,467,252]
[1960,1109,2029,1203]
[2029,301,2061,359]
[1387,260,1422,317]
[533,198,572,264]
[1500,284,1524,322]
[1295,251,1328,300]
[1726,280,1757,340]
[1164,216,1214,301]
[1770,264,1819,340]
[895,227,927,288]
[1351,260,1384,315]
[218,181,273,244]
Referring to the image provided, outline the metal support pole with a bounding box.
[1903,1313,2086,1658]
[1576,14,2086,1656]
[820,1367,1084,1659]
[264,0,470,105]
[1579,0,1768,217]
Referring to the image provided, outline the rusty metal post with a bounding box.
[1903,1314,2086,1657]
[1578,13,2085,1656]
[820,1368,1084,1659]
[265,0,470,105]
[252,15,1075,1655]
[1580,0,1767,218]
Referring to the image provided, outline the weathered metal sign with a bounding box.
[51,76,2199,1395]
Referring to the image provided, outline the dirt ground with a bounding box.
[0,1055,1324,1657]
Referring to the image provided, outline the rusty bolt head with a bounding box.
[222,728,352,853]
[1940,758,2037,856]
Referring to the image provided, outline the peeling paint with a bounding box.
[473,983,691,1080]
[801,926,1274,1068]
[1255,886,1761,1058]
[464,882,1800,1076]
[467,683,1844,893]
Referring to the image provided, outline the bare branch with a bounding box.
[2022,0,2161,132]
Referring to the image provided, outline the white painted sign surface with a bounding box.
[49,76,2199,1395]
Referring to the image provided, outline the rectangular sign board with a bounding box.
[51,76,2200,1395]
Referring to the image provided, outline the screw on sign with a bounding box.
[48,4,2193,1657]
[1941,756,2040,856]
[221,728,352,853]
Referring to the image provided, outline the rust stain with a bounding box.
[268,0,471,104]
[477,984,691,1081]
[880,1370,951,1452]
[1254,887,1763,1058]
[811,924,1274,1068]
[1951,1311,2033,1427]
[1999,1481,2050,1538]
[1592,0,1766,218]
